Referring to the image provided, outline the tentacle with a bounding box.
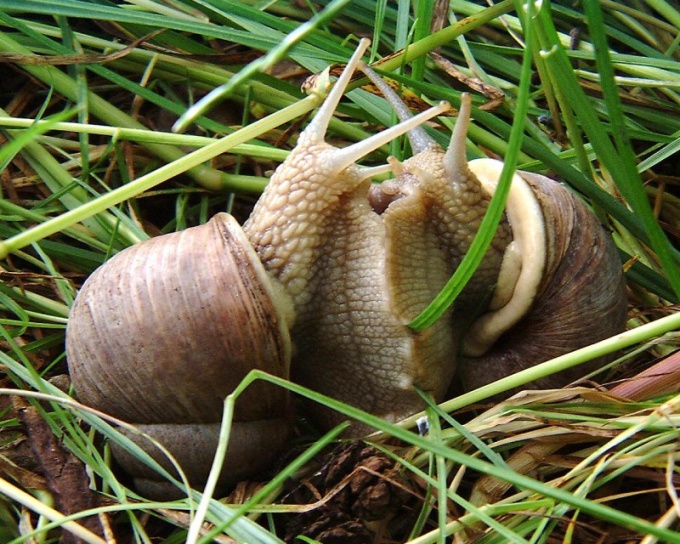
[299,39,450,163]
[359,62,435,153]
[298,38,370,145]
[443,93,472,180]
[329,101,450,173]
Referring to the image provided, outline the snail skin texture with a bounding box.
[66,39,627,499]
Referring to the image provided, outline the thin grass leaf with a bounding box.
[583,1,680,299]
[231,370,680,541]
[0,95,320,258]
[533,4,680,299]
[408,0,535,331]
[174,0,352,131]
[0,107,77,171]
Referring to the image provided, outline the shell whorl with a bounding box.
[458,173,628,392]
[66,213,292,425]
[66,213,296,497]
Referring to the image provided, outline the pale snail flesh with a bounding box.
[359,63,627,395]
[66,38,627,498]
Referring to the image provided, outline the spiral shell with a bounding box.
[66,213,293,497]
[458,170,628,393]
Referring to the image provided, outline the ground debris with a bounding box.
[13,396,115,544]
[281,441,414,543]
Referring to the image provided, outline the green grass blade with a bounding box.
[408,0,536,331]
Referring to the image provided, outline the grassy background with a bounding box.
[0,0,679,542]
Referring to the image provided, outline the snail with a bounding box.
[66,214,296,499]
[66,39,451,498]
[66,38,628,499]
[358,63,628,395]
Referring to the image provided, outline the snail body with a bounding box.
[361,64,627,393]
[66,40,627,498]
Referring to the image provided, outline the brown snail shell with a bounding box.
[457,167,628,393]
[66,213,293,497]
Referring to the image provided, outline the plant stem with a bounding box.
[0,96,320,259]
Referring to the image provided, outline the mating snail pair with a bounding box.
[66,39,627,499]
